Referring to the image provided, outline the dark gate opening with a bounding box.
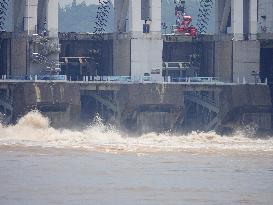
[0,40,7,75]
[260,48,273,84]
[260,47,273,128]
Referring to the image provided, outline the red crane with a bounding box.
[173,0,198,37]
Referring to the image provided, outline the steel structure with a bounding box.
[90,0,112,75]
[173,0,198,37]
[0,0,9,31]
[196,0,214,34]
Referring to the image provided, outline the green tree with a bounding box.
[58,1,114,33]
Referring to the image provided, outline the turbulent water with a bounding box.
[1,111,273,205]
[0,111,273,153]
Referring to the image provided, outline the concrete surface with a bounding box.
[0,82,271,133]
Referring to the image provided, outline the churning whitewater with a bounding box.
[0,111,273,153]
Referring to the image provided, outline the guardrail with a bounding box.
[168,77,219,83]
[81,76,153,83]
[0,75,67,81]
[0,75,268,85]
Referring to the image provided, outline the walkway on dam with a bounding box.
[0,76,260,91]
[0,75,266,84]
[0,75,267,91]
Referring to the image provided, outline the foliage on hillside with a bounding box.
[59,1,114,33]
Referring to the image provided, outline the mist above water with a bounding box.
[0,111,273,153]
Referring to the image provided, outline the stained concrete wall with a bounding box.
[233,41,260,83]
[11,37,27,75]
[114,83,272,132]
[137,112,178,133]
[10,1,28,75]
[214,40,260,83]
[214,41,233,82]
[2,81,272,132]
[113,34,163,77]
[131,38,163,76]
[11,82,81,127]
[113,38,131,76]
[219,85,272,131]
[116,84,184,131]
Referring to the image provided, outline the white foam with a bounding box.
[0,111,273,153]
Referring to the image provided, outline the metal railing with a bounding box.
[167,77,219,83]
[71,76,226,84]
[80,76,152,83]
[0,75,67,81]
[0,75,268,85]
[163,62,191,70]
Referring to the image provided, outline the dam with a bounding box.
[2,2,273,205]
[0,76,271,134]
[0,0,273,134]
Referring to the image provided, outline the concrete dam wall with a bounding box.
[0,82,271,134]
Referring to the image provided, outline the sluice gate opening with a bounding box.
[184,91,220,132]
[80,90,118,125]
[260,46,273,128]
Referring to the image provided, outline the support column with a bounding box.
[219,0,231,33]
[128,0,141,32]
[231,0,244,40]
[37,0,47,34]
[13,0,26,32]
[24,0,38,34]
[47,0,58,37]
[214,0,220,34]
[115,0,129,33]
[249,0,258,40]
[266,0,273,33]
[150,0,161,32]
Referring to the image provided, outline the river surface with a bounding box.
[0,111,273,205]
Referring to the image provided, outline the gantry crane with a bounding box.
[173,0,198,37]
